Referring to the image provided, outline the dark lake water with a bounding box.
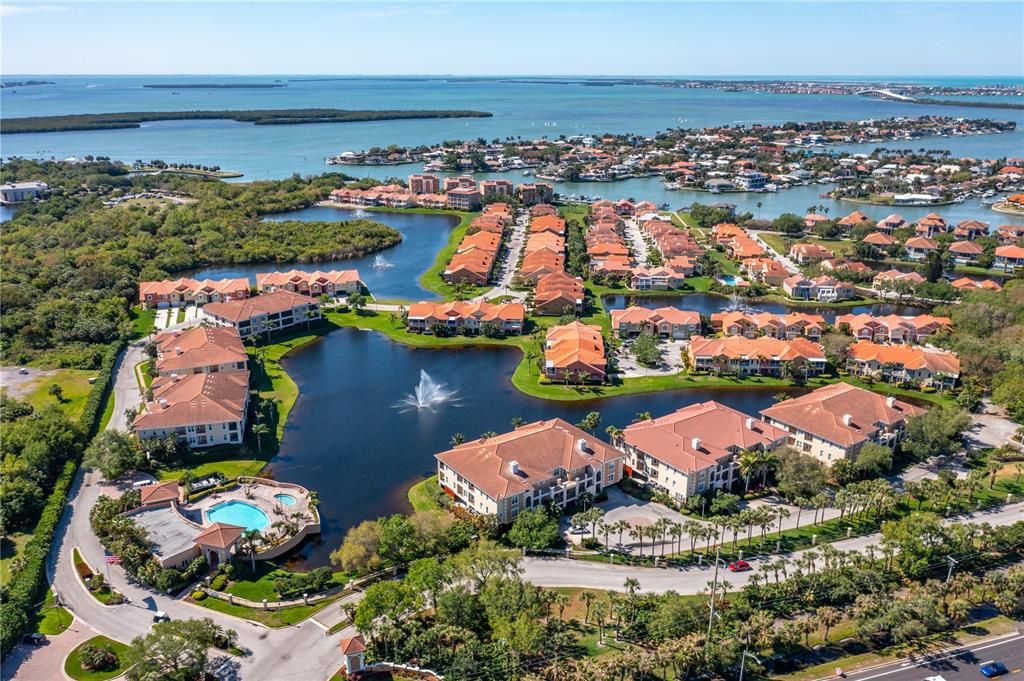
[270,327,806,567]
[183,206,457,300]
[601,293,929,321]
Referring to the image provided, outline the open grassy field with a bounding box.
[760,232,859,259]
[407,475,445,512]
[223,560,352,601]
[0,532,32,587]
[195,590,343,627]
[34,588,73,635]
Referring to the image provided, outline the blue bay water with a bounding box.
[3,75,1023,224]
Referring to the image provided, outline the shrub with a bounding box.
[80,643,119,672]
[210,574,228,591]
[192,590,207,601]
[582,537,602,550]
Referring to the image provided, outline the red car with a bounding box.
[727,560,751,572]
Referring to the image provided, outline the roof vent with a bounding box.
[159,399,168,409]
[745,417,756,431]
[175,346,182,355]
[691,437,702,451]
[886,396,896,408]
[842,414,853,426]
[577,438,591,454]
[509,460,520,475]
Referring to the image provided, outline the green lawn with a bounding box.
[195,590,343,627]
[19,369,97,422]
[175,307,186,324]
[759,232,859,259]
[709,249,740,275]
[0,532,32,587]
[72,547,120,605]
[128,307,156,339]
[35,588,73,635]
[407,475,444,512]
[223,560,352,601]
[64,635,131,681]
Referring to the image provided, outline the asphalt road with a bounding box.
[838,631,1024,681]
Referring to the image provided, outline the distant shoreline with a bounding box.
[143,83,285,89]
[0,109,493,134]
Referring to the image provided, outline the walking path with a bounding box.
[531,501,1024,594]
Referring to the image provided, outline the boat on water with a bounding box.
[522,170,532,176]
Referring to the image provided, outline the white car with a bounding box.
[925,676,947,681]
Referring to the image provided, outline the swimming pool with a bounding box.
[274,493,297,506]
[205,500,271,532]
[719,275,740,286]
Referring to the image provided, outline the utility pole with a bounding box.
[707,542,721,638]
[946,555,959,583]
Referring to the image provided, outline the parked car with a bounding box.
[18,367,29,375]
[153,611,171,623]
[22,633,46,646]
[980,662,1008,678]
[727,560,751,572]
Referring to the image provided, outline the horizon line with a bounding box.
[4,73,1024,79]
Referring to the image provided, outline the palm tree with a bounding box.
[553,591,570,620]
[241,529,262,572]
[251,423,270,454]
[623,577,640,596]
[987,458,1002,488]
[591,600,609,644]
[775,506,791,538]
[450,432,465,446]
[614,520,629,549]
[629,525,645,555]
[816,606,841,642]
[668,522,683,556]
[576,411,601,434]
[511,416,524,429]
[580,590,596,624]
[263,319,279,343]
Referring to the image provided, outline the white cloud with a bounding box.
[1,4,68,17]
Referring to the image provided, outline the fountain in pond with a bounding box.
[372,254,395,270]
[395,370,460,413]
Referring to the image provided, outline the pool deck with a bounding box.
[190,482,313,536]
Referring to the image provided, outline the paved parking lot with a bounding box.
[615,338,686,378]
[2,616,93,681]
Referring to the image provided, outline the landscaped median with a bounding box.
[72,548,124,605]
[64,634,131,681]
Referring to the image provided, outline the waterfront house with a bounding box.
[545,322,606,383]
[872,269,925,292]
[534,272,585,316]
[876,214,906,234]
[256,269,362,297]
[0,181,48,204]
[138,277,250,308]
[845,341,960,389]
[405,300,525,336]
[904,236,940,261]
[629,266,686,290]
[686,335,827,377]
[953,220,989,241]
[951,277,1002,293]
[915,213,948,237]
[710,311,826,340]
[611,307,701,339]
[804,213,828,230]
[436,418,624,523]
[408,174,440,194]
[781,275,855,302]
[759,383,923,465]
[995,245,1024,273]
[134,371,250,448]
[153,327,248,376]
[742,258,790,286]
[621,402,786,501]
[834,313,952,344]
[821,259,871,275]
[996,224,1024,244]
[202,290,320,339]
[948,240,984,265]
[789,242,835,264]
[837,211,871,232]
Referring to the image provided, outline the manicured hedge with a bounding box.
[0,339,125,655]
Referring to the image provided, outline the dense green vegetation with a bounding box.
[65,635,131,681]
[1,108,493,133]
[0,159,399,366]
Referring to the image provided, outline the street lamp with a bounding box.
[739,649,761,681]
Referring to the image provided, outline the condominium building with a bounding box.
[407,174,441,194]
[405,300,525,335]
[845,341,961,389]
[153,326,248,376]
[687,336,827,376]
[134,372,250,448]
[435,419,625,523]
[610,307,701,339]
[621,401,787,501]
[834,313,952,344]
[760,383,924,464]
[545,321,606,382]
[138,277,250,308]
[202,290,321,339]
[255,269,362,297]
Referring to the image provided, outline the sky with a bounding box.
[2,1,1023,77]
